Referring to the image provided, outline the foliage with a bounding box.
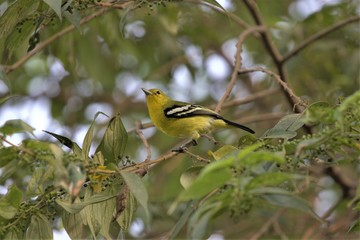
[0,0,359,239]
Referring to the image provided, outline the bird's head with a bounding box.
[141,88,170,104]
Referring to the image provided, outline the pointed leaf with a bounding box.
[262,193,323,223]
[180,167,232,201]
[116,191,137,230]
[96,114,128,164]
[262,114,305,139]
[56,191,117,214]
[82,112,107,161]
[0,119,35,136]
[42,0,62,20]
[120,171,149,219]
[25,213,53,240]
[61,198,87,240]
[0,185,22,219]
[43,130,82,156]
[208,145,237,161]
[180,166,203,189]
[0,0,39,39]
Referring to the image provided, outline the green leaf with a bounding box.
[94,195,117,239]
[305,102,335,125]
[61,202,87,239]
[63,7,81,31]
[43,130,82,157]
[262,114,305,139]
[180,166,203,189]
[247,172,304,190]
[0,147,18,168]
[82,112,107,162]
[237,134,258,147]
[262,129,297,139]
[0,0,39,39]
[56,191,117,214]
[238,151,285,167]
[4,229,22,239]
[208,145,237,161]
[251,188,324,223]
[188,201,223,239]
[120,171,149,220]
[179,167,232,201]
[168,201,196,239]
[0,185,22,219]
[96,114,128,164]
[116,191,137,231]
[42,0,62,20]
[348,219,360,233]
[0,119,35,136]
[25,213,53,240]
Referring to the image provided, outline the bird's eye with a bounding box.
[156,90,161,95]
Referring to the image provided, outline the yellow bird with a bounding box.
[142,88,254,140]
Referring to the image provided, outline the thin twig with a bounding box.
[121,140,195,172]
[243,0,282,62]
[95,1,133,9]
[217,88,279,108]
[242,0,304,114]
[249,209,285,240]
[182,148,210,163]
[239,67,306,109]
[3,4,133,74]
[0,136,34,155]
[215,26,265,113]
[127,122,154,133]
[273,220,289,240]
[186,0,250,29]
[135,121,151,162]
[238,112,287,124]
[282,16,360,63]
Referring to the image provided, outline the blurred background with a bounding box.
[0,0,359,238]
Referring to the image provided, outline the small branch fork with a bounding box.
[135,121,151,162]
[215,26,265,113]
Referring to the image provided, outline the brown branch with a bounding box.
[282,16,360,63]
[121,139,195,173]
[135,121,151,162]
[242,0,305,114]
[238,112,287,124]
[182,148,210,163]
[239,67,306,109]
[2,3,133,74]
[0,136,34,155]
[186,0,250,29]
[249,209,285,240]
[217,88,279,109]
[215,26,265,113]
[243,0,282,62]
[95,1,133,9]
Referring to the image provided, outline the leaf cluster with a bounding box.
[0,112,150,239]
[0,91,358,239]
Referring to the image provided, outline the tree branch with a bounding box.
[282,16,360,63]
[242,0,305,114]
[249,209,285,240]
[239,67,306,108]
[215,25,265,113]
[2,3,132,75]
[135,121,151,162]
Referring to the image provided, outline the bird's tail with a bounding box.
[222,118,255,134]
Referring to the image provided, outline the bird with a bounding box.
[142,88,255,141]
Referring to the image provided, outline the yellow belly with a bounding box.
[154,116,226,139]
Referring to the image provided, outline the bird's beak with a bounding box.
[141,88,152,95]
